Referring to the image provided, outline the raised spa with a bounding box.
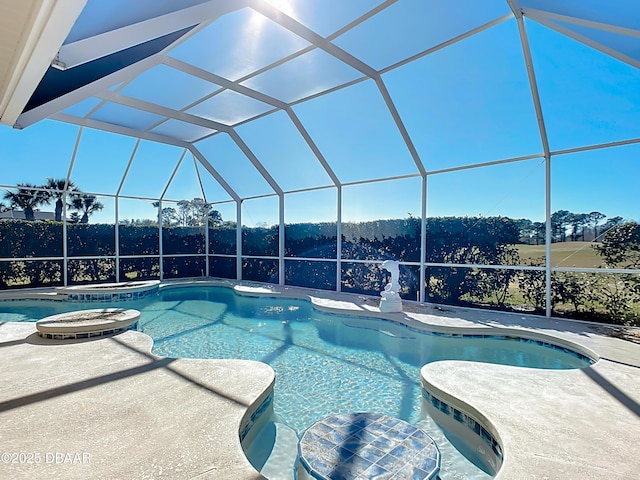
[56,280,160,302]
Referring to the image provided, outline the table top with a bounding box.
[298,412,440,480]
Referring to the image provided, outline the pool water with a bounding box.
[0,286,591,479]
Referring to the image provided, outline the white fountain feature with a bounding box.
[379,260,403,312]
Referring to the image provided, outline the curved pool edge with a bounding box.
[420,365,504,476]
[221,281,640,478]
[1,278,637,368]
[2,280,640,479]
[1,277,637,367]
[420,359,640,480]
[0,321,275,480]
[226,281,600,366]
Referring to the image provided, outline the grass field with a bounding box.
[516,241,605,268]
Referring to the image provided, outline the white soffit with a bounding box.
[0,0,86,127]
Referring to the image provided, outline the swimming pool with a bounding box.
[0,285,593,479]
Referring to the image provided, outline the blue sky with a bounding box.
[1,7,639,227]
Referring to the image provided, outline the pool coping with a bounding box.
[35,308,140,339]
[1,278,640,479]
[168,279,640,479]
[0,321,275,480]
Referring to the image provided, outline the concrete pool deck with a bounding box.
[0,321,274,480]
[1,280,639,479]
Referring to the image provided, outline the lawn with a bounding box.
[516,241,605,268]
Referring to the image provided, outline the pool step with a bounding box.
[257,422,299,480]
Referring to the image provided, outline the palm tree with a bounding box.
[2,183,49,220]
[45,178,76,222]
[71,194,104,223]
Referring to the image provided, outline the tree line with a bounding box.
[151,198,223,228]
[0,184,228,228]
[0,178,628,249]
[0,212,638,324]
[1,179,103,223]
[518,210,624,244]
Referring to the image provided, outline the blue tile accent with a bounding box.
[453,408,465,423]
[0,291,595,365]
[481,427,492,445]
[423,388,504,464]
[384,317,594,364]
[370,435,396,452]
[38,321,138,340]
[468,417,481,436]
[64,284,160,303]
[492,439,503,458]
[239,392,273,442]
[377,453,401,470]
[361,463,391,479]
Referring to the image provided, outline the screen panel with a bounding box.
[385,20,542,171]
[294,80,419,183]
[551,144,640,268]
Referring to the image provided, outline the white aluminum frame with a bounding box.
[1,1,638,317]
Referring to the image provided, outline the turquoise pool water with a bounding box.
[0,286,591,479]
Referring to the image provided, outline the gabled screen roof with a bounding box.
[2,0,640,203]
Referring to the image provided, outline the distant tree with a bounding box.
[70,194,104,223]
[141,218,157,226]
[165,208,179,226]
[208,209,223,227]
[599,216,624,237]
[578,213,590,241]
[550,210,571,242]
[567,213,588,241]
[152,202,176,226]
[190,198,212,226]
[533,221,546,245]
[516,218,533,244]
[45,178,77,222]
[594,222,640,268]
[153,205,178,226]
[176,200,191,226]
[2,183,49,221]
[120,218,156,226]
[587,211,606,241]
[154,198,213,227]
[0,202,8,213]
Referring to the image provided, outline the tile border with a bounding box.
[240,391,274,442]
[37,321,138,340]
[337,314,595,365]
[423,388,503,463]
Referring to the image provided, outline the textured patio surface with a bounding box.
[422,359,640,479]
[1,281,639,479]
[239,282,640,479]
[0,321,274,480]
